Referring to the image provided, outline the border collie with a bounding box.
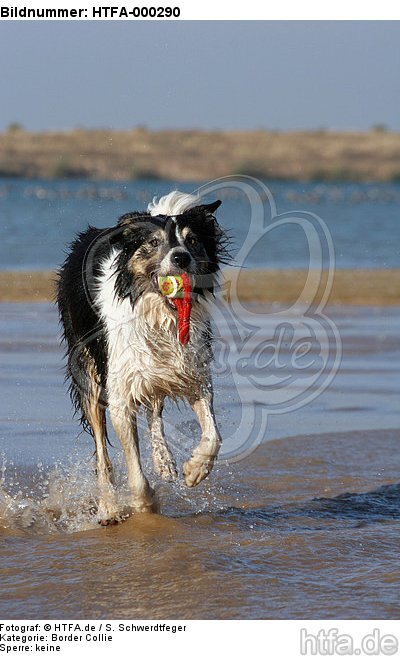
[56,191,227,524]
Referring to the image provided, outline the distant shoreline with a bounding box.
[1,269,399,305]
[1,128,400,182]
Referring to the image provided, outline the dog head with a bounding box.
[108,197,226,304]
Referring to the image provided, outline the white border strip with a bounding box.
[0,0,399,20]
[0,620,399,655]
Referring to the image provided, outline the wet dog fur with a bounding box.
[56,191,227,523]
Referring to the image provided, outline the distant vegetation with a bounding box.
[0,127,400,182]
[6,122,24,133]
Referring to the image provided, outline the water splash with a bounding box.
[0,455,100,534]
[0,445,238,536]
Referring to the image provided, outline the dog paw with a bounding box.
[131,491,159,514]
[183,453,216,488]
[98,515,121,526]
[96,500,123,526]
[97,504,123,526]
[155,458,178,482]
[152,445,178,482]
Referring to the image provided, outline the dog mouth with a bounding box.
[152,273,192,304]
[153,273,192,345]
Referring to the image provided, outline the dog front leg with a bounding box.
[146,397,178,481]
[183,392,222,487]
[109,401,157,513]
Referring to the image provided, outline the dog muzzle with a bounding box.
[157,273,192,345]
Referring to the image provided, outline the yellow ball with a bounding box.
[158,275,184,298]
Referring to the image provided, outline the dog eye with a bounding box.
[149,238,159,248]
[187,236,198,247]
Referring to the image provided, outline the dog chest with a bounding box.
[102,291,210,405]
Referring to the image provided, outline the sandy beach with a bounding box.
[1,269,399,305]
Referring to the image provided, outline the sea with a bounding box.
[0,177,399,270]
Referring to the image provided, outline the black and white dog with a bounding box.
[56,191,227,523]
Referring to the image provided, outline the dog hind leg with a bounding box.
[183,391,222,487]
[146,397,177,481]
[85,397,120,525]
[68,346,119,524]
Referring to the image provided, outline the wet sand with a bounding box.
[0,430,399,620]
[0,303,399,619]
[1,269,400,304]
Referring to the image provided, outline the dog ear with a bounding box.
[109,217,151,247]
[201,200,222,216]
[108,226,125,245]
[182,200,222,220]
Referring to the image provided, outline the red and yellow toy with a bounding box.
[157,273,192,345]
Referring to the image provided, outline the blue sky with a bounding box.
[1,21,399,131]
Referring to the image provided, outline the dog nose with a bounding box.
[173,250,191,269]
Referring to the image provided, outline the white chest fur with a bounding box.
[96,251,211,408]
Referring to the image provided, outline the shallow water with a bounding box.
[1,178,400,270]
[0,303,399,619]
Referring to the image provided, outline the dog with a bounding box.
[56,191,227,524]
